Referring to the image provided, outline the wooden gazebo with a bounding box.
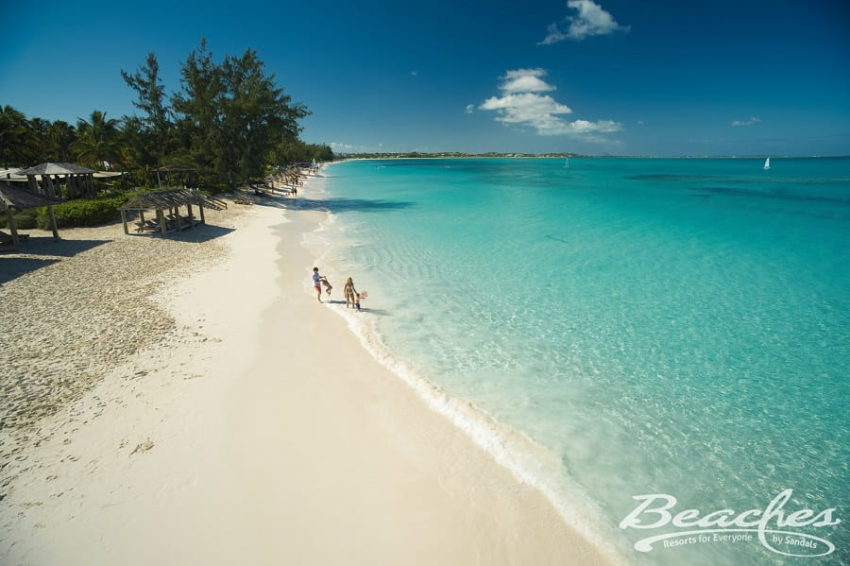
[152,165,198,188]
[0,182,62,248]
[16,162,96,199]
[119,189,227,236]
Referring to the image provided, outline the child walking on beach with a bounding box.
[312,267,332,302]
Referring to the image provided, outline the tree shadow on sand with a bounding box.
[148,224,235,244]
[2,237,109,258]
[1,237,109,284]
[0,256,60,285]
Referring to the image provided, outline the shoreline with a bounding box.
[0,175,625,565]
[272,199,625,564]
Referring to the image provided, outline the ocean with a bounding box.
[303,157,850,565]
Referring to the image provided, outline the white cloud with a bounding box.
[465,104,476,114]
[501,68,556,93]
[477,68,622,140]
[410,70,418,77]
[540,0,628,45]
[731,116,761,127]
[480,93,572,131]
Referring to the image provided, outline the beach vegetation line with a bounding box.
[1,40,334,197]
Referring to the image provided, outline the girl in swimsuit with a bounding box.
[343,277,360,310]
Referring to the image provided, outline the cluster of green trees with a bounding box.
[0,41,333,189]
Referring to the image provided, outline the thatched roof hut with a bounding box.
[0,182,62,210]
[0,182,63,247]
[17,162,95,176]
[119,189,226,236]
[17,162,96,199]
[152,165,198,188]
[1,168,25,180]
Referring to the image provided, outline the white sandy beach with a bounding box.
[0,176,620,565]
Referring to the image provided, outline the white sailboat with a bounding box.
[563,157,570,169]
[763,157,771,170]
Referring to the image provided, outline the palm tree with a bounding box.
[27,117,52,162]
[72,110,120,169]
[47,121,77,162]
[0,105,30,168]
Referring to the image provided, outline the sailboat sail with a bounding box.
[763,157,771,170]
[564,158,570,169]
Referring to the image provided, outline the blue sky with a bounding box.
[1,0,848,155]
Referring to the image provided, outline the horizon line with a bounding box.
[335,152,850,159]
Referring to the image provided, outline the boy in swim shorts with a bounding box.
[312,267,332,302]
[312,267,323,302]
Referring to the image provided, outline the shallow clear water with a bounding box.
[313,157,850,565]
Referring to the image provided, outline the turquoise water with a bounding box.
[312,158,849,565]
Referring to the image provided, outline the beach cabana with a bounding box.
[152,165,198,188]
[16,162,96,199]
[93,171,125,180]
[0,181,62,248]
[119,189,226,236]
[1,168,25,181]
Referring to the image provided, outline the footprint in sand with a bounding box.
[130,439,154,456]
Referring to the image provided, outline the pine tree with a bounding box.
[121,52,173,162]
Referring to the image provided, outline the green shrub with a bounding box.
[30,186,213,229]
[97,186,183,204]
[1,210,38,229]
[14,211,38,229]
[36,196,126,229]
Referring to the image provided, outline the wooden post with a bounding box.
[187,203,193,228]
[199,203,205,224]
[5,208,19,247]
[157,209,167,235]
[157,171,162,187]
[45,175,56,197]
[120,209,128,234]
[47,206,59,239]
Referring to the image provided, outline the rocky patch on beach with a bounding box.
[0,214,234,490]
